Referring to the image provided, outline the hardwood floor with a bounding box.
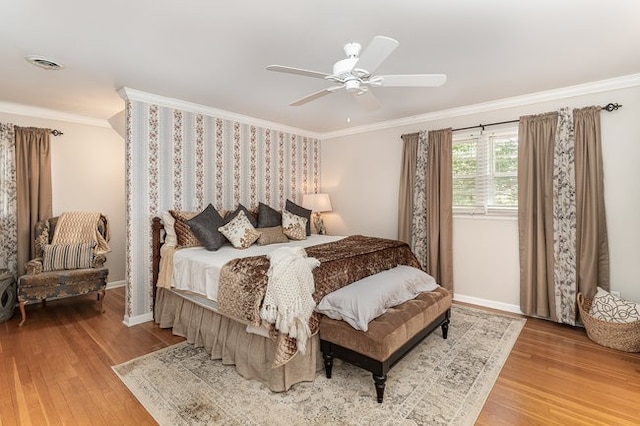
[1,288,639,425]
[476,310,640,426]
[0,287,184,426]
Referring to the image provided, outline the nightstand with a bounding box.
[0,270,17,322]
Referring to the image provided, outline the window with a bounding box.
[452,129,518,215]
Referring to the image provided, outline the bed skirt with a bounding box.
[154,287,322,392]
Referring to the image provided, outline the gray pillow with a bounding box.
[257,202,282,228]
[186,204,227,251]
[315,266,439,331]
[285,199,312,235]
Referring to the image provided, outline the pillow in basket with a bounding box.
[589,287,640,324]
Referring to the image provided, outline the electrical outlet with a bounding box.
[611,290,621,298]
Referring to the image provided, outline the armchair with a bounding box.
[17,213,109,326]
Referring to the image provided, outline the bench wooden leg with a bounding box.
[323,352,334,379]
[441,318,450,339]
[373,374,387,403]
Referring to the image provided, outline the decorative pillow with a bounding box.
[218,211,261,249]
[257,202,282,228]
[256,226,289,246]
[285,199,312,236]
[43,242,96,272]
[226,204,258,228]
[161,211,178,247]
[589,287,640,323]
[169,210,200,248]
[34,219,51,258]
[282,209,307,241]
[185,204,227,251]
[315,265,439,331]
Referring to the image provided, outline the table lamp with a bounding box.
[302,193,333,235]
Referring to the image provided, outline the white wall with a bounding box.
[322,84,640,310]
[0,111,126,284]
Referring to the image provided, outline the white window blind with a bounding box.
[452,128,518,216]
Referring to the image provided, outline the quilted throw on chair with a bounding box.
[51,211,111,254]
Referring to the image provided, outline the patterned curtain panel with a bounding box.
[552,108,578,324]
[0,123,17,277]
[411,130,429,269]
[518,107,608,325]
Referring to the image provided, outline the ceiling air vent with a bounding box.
[25,55,64,70]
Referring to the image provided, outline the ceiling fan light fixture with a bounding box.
[345,79,360,92]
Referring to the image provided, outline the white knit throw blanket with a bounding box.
[260,246,320,355]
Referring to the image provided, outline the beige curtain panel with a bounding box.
[573,106,610,296]
[15,126,52,276]
[518,112,558,320]
[426,129,453,291]
[398,133,419,244]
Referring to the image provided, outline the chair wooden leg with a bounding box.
[18,301,26,327]
[98,289,106,313]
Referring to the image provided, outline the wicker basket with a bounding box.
[577,293,640,352]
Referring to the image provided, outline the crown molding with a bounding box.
[0,101,111,128]
[320,73,640,139]
[119,87,322,139]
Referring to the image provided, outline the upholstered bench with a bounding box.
[319,286,452,403]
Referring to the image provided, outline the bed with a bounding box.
[151,215,422,391]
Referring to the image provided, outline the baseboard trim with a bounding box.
[123,312,153,327]
[106,280,125,289]
[453,293,523,315]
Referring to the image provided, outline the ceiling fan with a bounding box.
[266,36,446,110]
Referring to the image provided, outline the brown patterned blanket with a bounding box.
[217,235,420,367]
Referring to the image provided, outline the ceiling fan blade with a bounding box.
[352,90,381,111]
[290,86,342,106]
[266,65,329,80]
[377,74,447,87]
[354,36,399,74]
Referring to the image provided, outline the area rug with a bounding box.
[113,305,525,425]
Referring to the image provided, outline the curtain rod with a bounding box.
[451,102,622,133]
[50,129,64,136]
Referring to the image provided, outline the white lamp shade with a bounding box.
[302,193,333,213]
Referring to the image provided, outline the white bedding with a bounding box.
[171,235,344,301]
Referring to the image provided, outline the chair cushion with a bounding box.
[18,268,108,302]
[42,242,95,271]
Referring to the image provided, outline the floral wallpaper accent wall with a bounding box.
[123,97,321,321]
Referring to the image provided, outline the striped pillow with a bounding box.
[43,242,96,271]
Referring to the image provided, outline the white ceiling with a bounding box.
[2,0,639,135]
